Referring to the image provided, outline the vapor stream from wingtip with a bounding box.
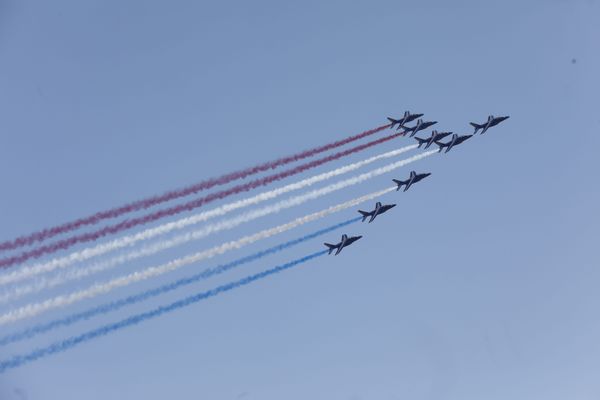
[0,130,402,268]
[0,182,411,325]
[0,150,436,324]
[0,250,329,374]
[0,123,390,252]
[0,144,418,289]
[0,217,361,346]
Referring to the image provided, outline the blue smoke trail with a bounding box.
[0,249,329,374]
[0,216,361,347]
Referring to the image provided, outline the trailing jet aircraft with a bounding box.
[470,115,509,134]
[400,119,438,137]
[435,133,473,153]
[358,202,396,223]
[324,234,362,255]
[387,111,424,130]
[414,130,453,149]
[393,170,431,192]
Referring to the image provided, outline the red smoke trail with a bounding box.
[0,124,390,252]
[0,131,401,269]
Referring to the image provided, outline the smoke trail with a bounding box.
[0,131,403,268]
[0,249,329,374]
[0,186,398,325]
[0,144,417,287]
[0,217,361,346]
[0,124,389,253]
[0,149,434,304]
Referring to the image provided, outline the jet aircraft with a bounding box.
[358,202,396,223]
[400,119,438,137]
[470,115,509,135]
[435,133,472,153]
[414,130,453,149]
[387,111,424,130]
[324,234,362,255]
[393,170,431,192]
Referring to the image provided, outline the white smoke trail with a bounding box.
[0,144,418,288]
[0,185,402,325]
[0,149,435,304]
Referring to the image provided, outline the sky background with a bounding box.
[0,0,599,399]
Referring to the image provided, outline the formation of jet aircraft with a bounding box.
[325,112,508,255]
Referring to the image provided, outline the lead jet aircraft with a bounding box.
[435,133,473,153]
[400,119,438,137]
[324,234,362,255]
[358,202,396,223]
[393,170,431,192]
[414,130,453,149]
[470,115,509,135]
[387,111,424,130]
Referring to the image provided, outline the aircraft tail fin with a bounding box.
[324,243,337,255]
[434,140,446,153]
[469,122,483,134]
[392,179,406,191]
[399,125,411,134]
[414,137,427,148]
[358,210,370,222]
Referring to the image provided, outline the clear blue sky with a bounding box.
[0,1,599,399]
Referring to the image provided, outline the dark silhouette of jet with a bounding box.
[387,111,423,130]
[435,133,473,153]
[393,170,431,192]
[358,202,396,223]
[470,115,510,134]
[414,130,453,149]
[400,119,438,137]
[324,234,362,255]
